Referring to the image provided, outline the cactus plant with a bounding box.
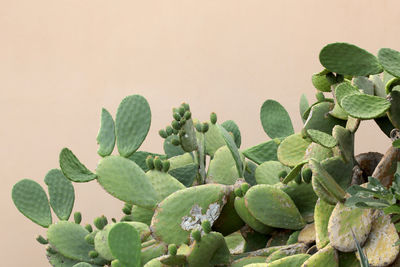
[11,42,400,267]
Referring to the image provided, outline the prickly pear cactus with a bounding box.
[12,43,400,267]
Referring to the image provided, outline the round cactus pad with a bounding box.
[242,140,279,165]
[314,199,335,249]
[277,133,311,167]
[260,99,294,139]
[328,202,374,252]
[145,170,185,201]
[94,225,114,261]
[151,184,229,245]
[341,94,391,120]
[96,155,158,209]
[108,223,141,267]
[356,212,399,267]
[207,145,240,185]
[378,48,400,78]
[204,122,226,156]
[234,197,272,234]
[303,102,346,135]
[12,179,52,228]
[255,161,290,185]
[301,244,338,267]
[244,184,305,230]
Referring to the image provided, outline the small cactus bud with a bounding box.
[315,92,325,102]
[89,250,99,258]
[85,224,93,233]
[168,244,178,256]
[210,112,217,124]
[302,167,312,184]
[178,106,185,116]
[182,103,190,111]
[191,229,201,242]
[46,246,57,255]
[295,173,302,184]
[173,112,181,121]
[94,215,107,230]
[240,183,250,195]
[172,120,181,130]
[154,156,163,171]
[122,203,133,215]
[278,170,288,179]
[234,187,243,197]
[184,111,191,120]
[74,212,82,224]
[171,136,180,146]
[146,155,155,170]
[162,160,170,172]
[166,126,173,136]
[159,129,168,138]
[202,122,209,133]
[85,233,95,245]
[36,235,48,245]
[202,220,211,234]
[195,123,202,132]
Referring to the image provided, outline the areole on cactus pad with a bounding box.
[11,42,400,267]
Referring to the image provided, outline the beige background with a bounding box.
[1,1,399,266]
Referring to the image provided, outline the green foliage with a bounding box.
[12,43,400,267]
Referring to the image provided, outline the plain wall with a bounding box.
[1,1,399,265]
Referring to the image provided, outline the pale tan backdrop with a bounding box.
[1,0,399,266]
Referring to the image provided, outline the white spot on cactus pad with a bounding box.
[180,202,221,233]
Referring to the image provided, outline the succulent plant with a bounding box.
[11,42,400,267]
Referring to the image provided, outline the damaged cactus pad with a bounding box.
[11,42,400,267]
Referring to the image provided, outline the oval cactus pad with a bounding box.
[96,155,158,209]
[97,108,116,157]
[244,184,305,230]
[260,100,294,139]
[12,179,52,227]
[378,48,400,78]
[108,223,141,267]
[277,133,311,167]
[115,95,151,157]
[341,94,391,119]
[151,184,229,245]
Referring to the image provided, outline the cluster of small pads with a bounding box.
[11,42,400,267]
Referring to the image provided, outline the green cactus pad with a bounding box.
[94,225,114,261]
[353,76,374,95]
[371,74,386,97]
[304,142,334,161]
[330,104,349,120]
[282,182,318,223]
[266,243,308,263]
[145,170,185,201]
[299,94,309,123]
[115,95,151,157]
[207,145,240,185]
[231,256,267,267]
[244,184,305,230]
[44,169,74,221]
[335,82,360,105]
[151,184,229,244]
[163,135,186,158]
[321,156,353,191]
[218,125,244,177]
[282,161,307,184]
[128,151,166,172]
[168,152,194,170]
[47,221,106,265]
[141,243,167,266]
[59,148,97,182]
[306,129,337,148]
[168,163,197,187]
[96,155,158,209]
[12,179,52,227]
[286,231,300,245]
[260,100,294,139]
[234,197,272,234]
[268,253,310,267]
[108,223,141,267]
[312,70,332,92]
[222,120,242,148]
[204,122,226,157]
[341,94,391,119]
[46,251,81,267]
[303,101,346,135]
[378,48,400,78]
[277,133,311,167]
[311,175,338,205]
[328,202,374,252]
[255,161,290,185]
[319,42,382,76]
[356,211,399,267]
[187,231,230,267]
[301,244,338,267]
[388,89,400,129]
[127,205,154,225]
[309,159,346,203]
[224,231,245,254]
[338,252,360,267]
[266,230,293,247]
[346,116,360,133]
[314,199,335,249]
[97,108,116,157]
[242,140,279,165]
[332,125,353,163]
